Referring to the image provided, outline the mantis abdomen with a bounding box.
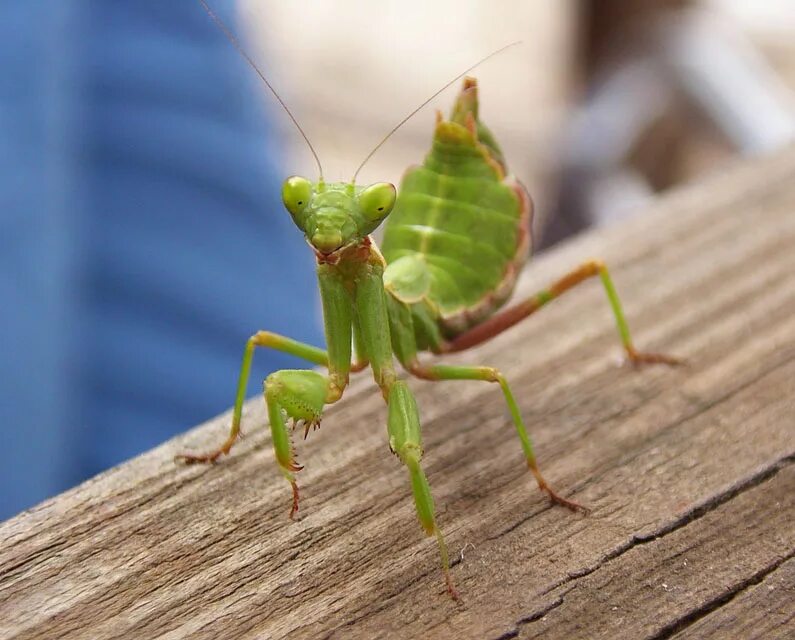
[380,78,532,346]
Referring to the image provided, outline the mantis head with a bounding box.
[282,177,396,255]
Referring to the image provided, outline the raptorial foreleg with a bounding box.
[176,331,328,464]
[264,369,330,519]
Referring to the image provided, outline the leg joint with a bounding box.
[396,442,423,465]
[407,361,436,381]
[250,330,275,347]
[583,258,606,273]
[326,379,346,403]
[549,259,605,296]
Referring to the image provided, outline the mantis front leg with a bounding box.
[178,265,355,519]
[264,368,332,519]
[387,379,457,598]
[176,332,329,464]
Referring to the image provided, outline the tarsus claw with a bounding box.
[289,481,300,520]
[174,450,225,465]
[446,575,460,601]
[547,491,590,515]
[626,348,685,367]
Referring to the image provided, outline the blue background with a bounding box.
[0,1,322,519]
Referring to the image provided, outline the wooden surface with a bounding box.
[2,147,795,639]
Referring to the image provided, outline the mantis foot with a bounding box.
[532,470,590,515]
[175,428,239,465]
[289,480,300,520]
[626,347,685,367]
[174,446,230,465]
[445,572,460,601]
[544,487,591,515]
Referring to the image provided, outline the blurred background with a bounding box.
[1,0,793,520]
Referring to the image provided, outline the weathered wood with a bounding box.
[2,147,795,639]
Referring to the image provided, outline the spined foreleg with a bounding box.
[264,369,332,519]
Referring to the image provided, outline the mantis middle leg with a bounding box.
[387,293,588,513]
[356,262,458,598]
[175,329,368,465]
[408,362,586,513]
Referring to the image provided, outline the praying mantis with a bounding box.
[178,1,681,599]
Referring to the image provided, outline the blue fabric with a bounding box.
[0,1,322,519]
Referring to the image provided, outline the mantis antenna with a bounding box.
[351,41,521,184]
[198,0,324,180]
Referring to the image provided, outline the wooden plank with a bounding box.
[512,448,795,639]
[1,147,794,639]
[670,557,795,639]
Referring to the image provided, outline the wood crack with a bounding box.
[646,549,795,640]
[501,452,795,639]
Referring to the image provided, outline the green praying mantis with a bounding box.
[179,1,681,599]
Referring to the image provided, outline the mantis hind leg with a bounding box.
[443,259,683,366]
[410,362,588,514]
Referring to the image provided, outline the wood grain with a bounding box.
[2,147,794,639]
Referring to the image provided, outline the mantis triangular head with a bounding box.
[282,178,396,255]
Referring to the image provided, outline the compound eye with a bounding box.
[358,182,396,222]
[282,176,313,223]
